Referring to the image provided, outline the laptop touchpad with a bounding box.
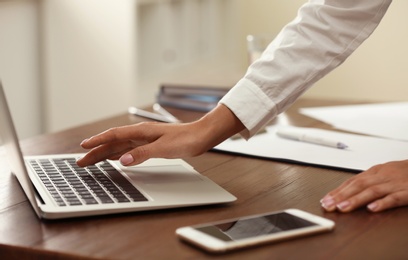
[124,165,203,185]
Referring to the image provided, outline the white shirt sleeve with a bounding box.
[220,0,392,139]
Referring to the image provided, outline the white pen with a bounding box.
[276,128,348,149]
[128,106,175,123]
[153,103,181,123]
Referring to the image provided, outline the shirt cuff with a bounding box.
[219,78,278,139]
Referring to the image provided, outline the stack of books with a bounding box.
[156,84,230,112]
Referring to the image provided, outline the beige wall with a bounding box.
[41,0,137,132]
[1,0,240,137]
[238,0,408,102]
[0,0,42,139]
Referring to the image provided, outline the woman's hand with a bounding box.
[76,104,245,167]
[321,160,408,213]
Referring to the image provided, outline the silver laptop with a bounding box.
[0,81,236,219]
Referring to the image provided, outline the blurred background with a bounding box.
[0,0,407,139]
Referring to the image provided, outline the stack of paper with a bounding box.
[214,125,408,172]
[300,102,408,141]
[215,102,408,171]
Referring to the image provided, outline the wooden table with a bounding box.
[1,99,407,259]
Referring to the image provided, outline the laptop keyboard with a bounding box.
[28,158,148,206]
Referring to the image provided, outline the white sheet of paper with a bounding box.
[300,102,408,141]
[214,126,408,171]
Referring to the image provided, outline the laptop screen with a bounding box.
[0,81,42,217]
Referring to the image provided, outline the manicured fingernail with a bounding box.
[367,202,378,212]
[120,154,134,165]
[336,201,351,211]
[321,196,335,209]
[80,138,89,145]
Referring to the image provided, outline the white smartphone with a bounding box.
[176,209,335,253]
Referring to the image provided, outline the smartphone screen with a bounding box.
[195,212,317,242]
[176,209,335,253]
